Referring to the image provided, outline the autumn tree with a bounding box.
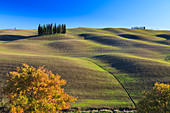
[137,82,170,113]
[3,63,77,113]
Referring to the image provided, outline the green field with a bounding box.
[0,28,170,109]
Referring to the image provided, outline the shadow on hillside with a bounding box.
[94,55,141,75]
[80,34,118,46]
[79,33,134,47]
[156,34,170,40]
[93,55,170,97]
[119,34,141,40]
[80,33,168,49]
[103,28,122,34]
[79,34,94,38]
[93,55,170,78]
[155,40,170,45]
[0,35,38,41]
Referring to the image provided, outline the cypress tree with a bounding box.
[56,25,58,34]
[43,25,46,35]
[62,24,64,34]
[46,24,48,34]
[46,24,50,34]
[38,24,41,35]
[48,24,50,34]
[39,23,65,35]
[55,24,57,34]
[50,23,53,34]
[38,24,43,35]
[53,23,57,34]
[57,24,61,34]
[63,24,66,34]
[40,26,43,35]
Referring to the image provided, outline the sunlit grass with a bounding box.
[72,99,131,108]
[0,28,170,109]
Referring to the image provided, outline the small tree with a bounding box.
[137,82,170,113]
[4,63,77,113]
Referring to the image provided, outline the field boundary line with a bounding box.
[83,58,137,108]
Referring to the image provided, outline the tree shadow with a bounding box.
[156,34,170,40]
[0,35,38,41]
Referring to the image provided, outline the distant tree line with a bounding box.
[131,26,145,29]
[38,23,66,35]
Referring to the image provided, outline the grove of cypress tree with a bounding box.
[38,23,66,35]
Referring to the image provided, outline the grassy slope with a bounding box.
[0,29,133,108]
[69,28,170,103]
[0,28,170,108]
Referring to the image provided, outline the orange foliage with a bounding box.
[4,63,77,113]
[137,82,170,113]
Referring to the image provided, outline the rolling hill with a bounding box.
[0,28,170,109]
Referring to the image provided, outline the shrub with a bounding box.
[137,82,170,113]
[3,63,77,113]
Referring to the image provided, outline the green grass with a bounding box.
[0,28,170,109]
[72,99,130,108]
[0,54,133,109]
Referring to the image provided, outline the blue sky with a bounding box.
[0,0,170,30]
